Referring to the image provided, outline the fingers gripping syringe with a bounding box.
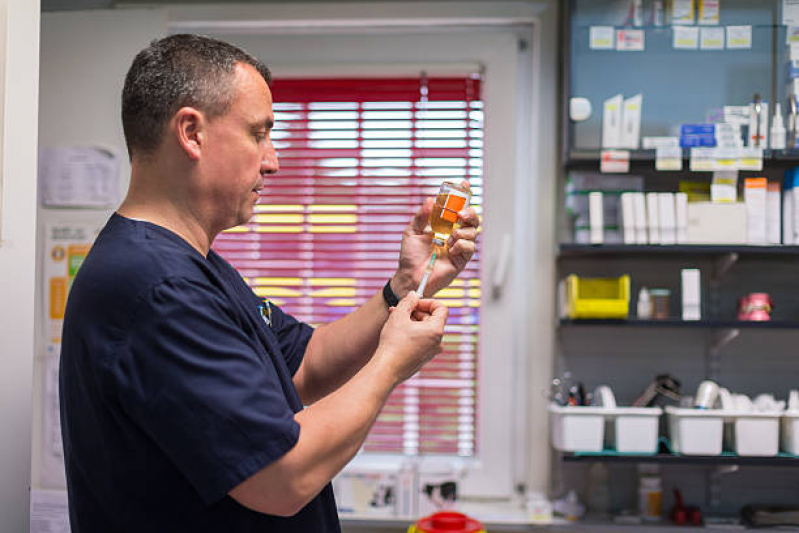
[416,249,437,297]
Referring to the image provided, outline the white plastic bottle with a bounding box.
[586,463,610,518]
[771,103,787,150]
[638,465,662,521]
[637,287,652,319]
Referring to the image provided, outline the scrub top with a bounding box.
[59,213,340,532]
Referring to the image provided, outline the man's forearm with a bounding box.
[231,352,398,516]
[294,275,413,404]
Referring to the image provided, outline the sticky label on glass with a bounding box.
[441,193,467,222]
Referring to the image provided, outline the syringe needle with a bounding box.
[416,250,437,297]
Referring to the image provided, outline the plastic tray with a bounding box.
[565,274,630,319]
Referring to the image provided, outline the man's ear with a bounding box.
[174,107,204,161]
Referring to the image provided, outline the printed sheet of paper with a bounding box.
[40,352,67,488]
[784,0,799,25]
[39,146,120,208]
[700,27,725,50]
[673,26,699,49]
[616,29,645,51]
[589,26,614,50]
[726,25,752,49]
[30,489,70,533]
[43,224,100,344]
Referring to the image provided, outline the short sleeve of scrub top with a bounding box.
[113,275,301,506]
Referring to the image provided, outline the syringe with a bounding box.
[416,249,437,297]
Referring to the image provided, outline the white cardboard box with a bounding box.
[686,202,747,245]
[745,178,768,244]
[416,462,462,518]
[681,268,701,321]
[334,466,400,517]
[658,193,677,245]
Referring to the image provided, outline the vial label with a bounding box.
[440,192,468,223]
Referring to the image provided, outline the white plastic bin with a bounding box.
[781,412,799,455]
[607,407,663,454]
[727,412,781,457]
[549,404,606,452]
[665,406,724,456]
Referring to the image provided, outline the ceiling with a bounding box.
[42,0,462,11]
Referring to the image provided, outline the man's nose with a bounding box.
[262,139,279,174]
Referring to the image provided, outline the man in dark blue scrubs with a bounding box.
[59,34,479,532]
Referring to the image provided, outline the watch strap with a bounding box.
[382,279,400,307]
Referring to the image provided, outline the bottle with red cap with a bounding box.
[407,511,486,533]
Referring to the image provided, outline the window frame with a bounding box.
[174,23,538,500]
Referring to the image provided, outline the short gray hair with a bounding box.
[121,34,272,160]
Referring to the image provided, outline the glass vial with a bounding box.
[430,181,471,248]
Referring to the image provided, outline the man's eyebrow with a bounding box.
[264,117,274,130]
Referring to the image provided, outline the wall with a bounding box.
[0,0,40,530]
[32,4,167,491]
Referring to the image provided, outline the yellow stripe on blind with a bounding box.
[308,277,356,286]
[307,214,358,224]
[308,204,357,212]
[436,288,465,298]
[325,298,359,307]
[255,204,303,212]
[309,225,357,233]
[254,287,303,298]
[310,287,357,298]
[256,226,304,233]
[254,214,304,224]
[223,225,249,233]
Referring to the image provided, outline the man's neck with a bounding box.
[119,166,214,256]
[118,199,213,257]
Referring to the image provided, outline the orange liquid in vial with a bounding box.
[430,189,469,246]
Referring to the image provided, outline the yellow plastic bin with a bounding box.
[565,274,630,319]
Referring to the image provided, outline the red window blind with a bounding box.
[213,75,483,456]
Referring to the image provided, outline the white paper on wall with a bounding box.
[30,489,70,533]
[43,223,101,345]
[784,0,799,25]
[40,351,67,489]
[39,146,120,208]
[727,25,752,49]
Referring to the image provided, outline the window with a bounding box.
[213,75,483,457]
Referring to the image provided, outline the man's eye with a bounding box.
[253,131,267,142]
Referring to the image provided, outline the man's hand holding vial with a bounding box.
[392,180,480,299]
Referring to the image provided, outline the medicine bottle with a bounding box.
[430,181,471,249]
[637,465,662,521]
[637,287,652,319]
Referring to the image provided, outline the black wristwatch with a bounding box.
[382,279,400,307]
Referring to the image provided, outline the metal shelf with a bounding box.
[565,149,799,167]
[558,243,799,258]
[562,451,799,467]
[559,319,799,329]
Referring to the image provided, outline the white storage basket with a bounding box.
[607,407,662,454]
[549,404,606,452]
[781,412,799,455]
[666,406,724,456]
[726,412,781,457]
